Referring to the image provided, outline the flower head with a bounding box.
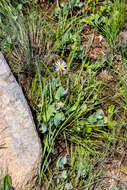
[57,101,64,108]
[55,59,66,73]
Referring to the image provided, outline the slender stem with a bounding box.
[56,0,60,8]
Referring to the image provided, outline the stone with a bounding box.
[0,52,42,190]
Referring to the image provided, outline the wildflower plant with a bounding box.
[33,76,68,174]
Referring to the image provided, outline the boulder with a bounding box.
[0,52,42,189]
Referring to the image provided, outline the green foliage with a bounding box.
[0,175,12,190]
[52,0,83,17]
[121,184,126,190]
[87,0,98,13]
[111,184,126,190]
[55,86,66,100]
[84,0,127,48]
[87,54,109,72]
[56,156,67,170]
[35,77,67,135]
[111,187,119,190]
[87,109,107,125]
[54,112,65,126]
[0,0,50,74]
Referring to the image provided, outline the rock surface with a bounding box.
[0,52,42,189]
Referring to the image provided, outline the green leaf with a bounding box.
[41,123,47,133]
[80,104,87,112]
[110,186,119,190]
[6,36,12,44]
[121,184,126,190]
[108,105,115,120]
[62,32,70,44]
[65,183,73,190]
[95,109,104,119]
[87,61,101,71]
[78,120,87,126]
[70,0,77,9]
[61,170,68,181]
[56,156,67,169]
[55,86,66,100]
[104,117,108,124]
[3,175,12,190]
[51,78,61,89]
[46,104,56,121]
[83,125,92,137]
[54,112,65,126]
[86,127,92,133]
[61,2,68,14]
[12,15,18,21]
[17,4,22,10]
[78,2,84,8]
[87,114,97,123]
[97,119,105,125]
[48,118,54,129]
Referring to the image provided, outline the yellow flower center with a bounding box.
[58,65,63,70]
[59,102,64,107]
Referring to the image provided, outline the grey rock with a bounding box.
[0,52,42,190]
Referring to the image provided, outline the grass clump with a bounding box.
[0,175,12,190]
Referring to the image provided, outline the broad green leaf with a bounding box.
[104,117,108,124]
[6,36,12,44]
[121,184,126,190]
[41,123,47,133]
[17,4,22,10]
[54,112,65,126]
[78,2,84,8]
[80,104,87,112]
[95,109,104,119]
[55,86,66,100]
[61,2,68,14]
[46,104,56,121]
[62,32,70,44]
[111,186,119,190]
[65,183,73,190]
[61,170,68,181]
[87,114,97,123]
[56,156,67,169]
[12,15,17,21]
[52,78,61,89]
[70,0,77,9]
[97,119,105,125]
[48,118,54,129]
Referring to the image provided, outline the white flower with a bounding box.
[99,35,103,42]
[55,59,66,73]
[57,101,64,108]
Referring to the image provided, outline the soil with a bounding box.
[99,152,127,189]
